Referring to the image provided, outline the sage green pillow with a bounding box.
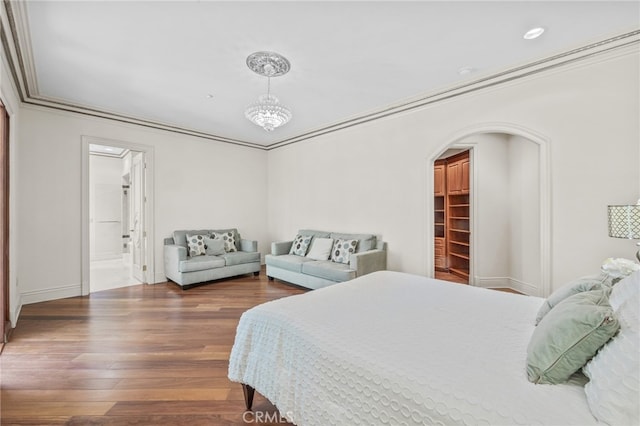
[535,274,612,325]
[527,287,619,384]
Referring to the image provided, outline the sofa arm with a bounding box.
[350,249,387,277]
[164,244,187,274]
[239,239,258,252]
[271,240,293,256]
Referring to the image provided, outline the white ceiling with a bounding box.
[89,144,128,158]
[11,1,640,148]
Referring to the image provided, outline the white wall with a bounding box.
[267,48,640,294]
[89,155,124,260]
[17,106,268,304]
[508,135,541,293]
[470,134,511,283]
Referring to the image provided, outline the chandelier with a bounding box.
[245,51,292,132]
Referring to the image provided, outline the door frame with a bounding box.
[81,136,155,296]
[426,122,551,297]
[129,151,146,283]
[432,146,475,283]
[0,102,9,347]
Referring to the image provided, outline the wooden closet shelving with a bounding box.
[434,151,470,282]
[434,160,447,270]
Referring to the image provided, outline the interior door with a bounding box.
[130,152,146,282]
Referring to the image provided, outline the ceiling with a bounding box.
[9,1,640,149]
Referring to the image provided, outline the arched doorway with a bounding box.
[426,123,551,297]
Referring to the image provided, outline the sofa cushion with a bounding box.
[331,239,358,264]
[179,255,225,273]
[211,228,241,251]
[173,230,211,249]
[298,229,331,238]
[211,231,237,253]
[266,254,315,273]
[330,232,377,253]
[306,237,334,261]
[186,234,207,256]
[302,260,356,282]
[204,237,226,256]
[289,234,313,256]
[221,251,260,266]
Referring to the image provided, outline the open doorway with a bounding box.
[433,149,471,285]
[89,144,143,292]
[427,126,551,297]
[81,137,155,296]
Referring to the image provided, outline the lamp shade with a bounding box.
[608,205,640,239]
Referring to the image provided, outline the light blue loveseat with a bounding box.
[265,229,387,290]
[164,228,261,288]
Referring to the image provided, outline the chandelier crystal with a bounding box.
[245,51,292,132]
[245,93,292,132]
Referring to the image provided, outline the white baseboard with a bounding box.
[21,284,82,305]
[474,276,538,296]
[508,277,540,297]
[153,270,167,284]
[475,276,511,289]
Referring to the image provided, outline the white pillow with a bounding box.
[601,257,640,280]
[609,270,639,311]
[306,238,334,261]
[583,271,639,425]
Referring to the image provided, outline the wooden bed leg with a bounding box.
[242,384,255,410]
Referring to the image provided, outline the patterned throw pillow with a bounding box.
[289,234,312,256]
[211,232,237,252]
[186,234,207,257]
[331,239,358,264]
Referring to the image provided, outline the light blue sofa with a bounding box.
[265,229,387,290]
[164,228,261,288]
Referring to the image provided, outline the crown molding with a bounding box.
[5,0,35,96]
[266,29,640,150]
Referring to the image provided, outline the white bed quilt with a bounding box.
[228,271,598,425]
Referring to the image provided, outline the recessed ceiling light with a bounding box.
[523,27,545,40]
[458,67,475,76]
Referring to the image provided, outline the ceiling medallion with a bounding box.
[245,51,292,132]
[246,51,291,77]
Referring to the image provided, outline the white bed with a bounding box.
[228,270,601,425]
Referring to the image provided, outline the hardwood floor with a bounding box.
[1,270,304,425]
[434,270,468,284]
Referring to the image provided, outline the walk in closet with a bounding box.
[434,150,470,283]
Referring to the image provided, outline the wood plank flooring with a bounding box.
[1,271,304,425]
[434,270,468,284]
